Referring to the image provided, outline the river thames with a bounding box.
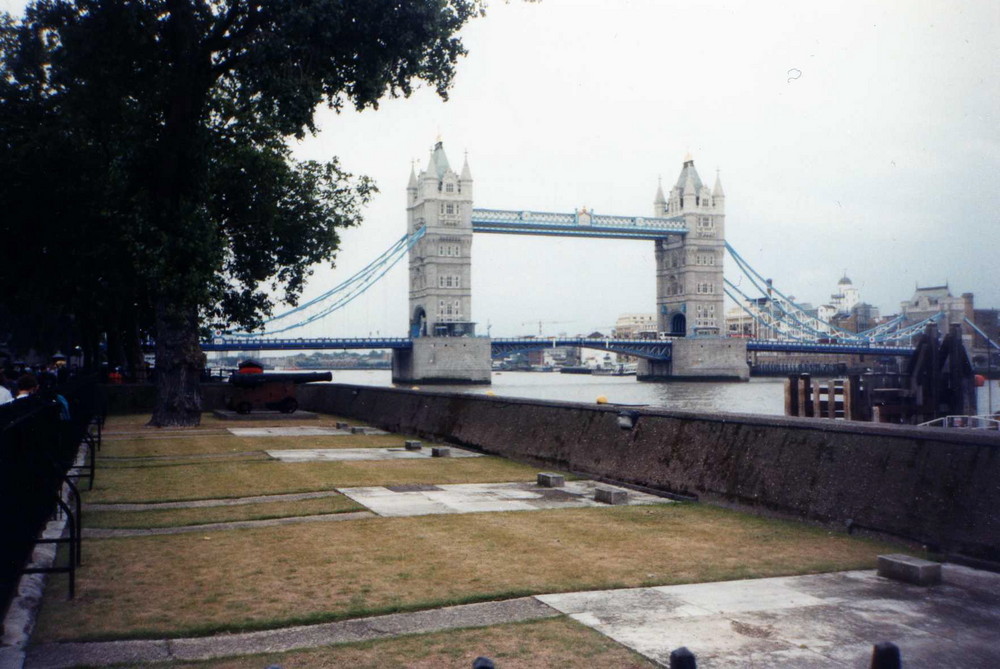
[319,369,1000,417]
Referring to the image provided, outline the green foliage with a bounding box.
[0,0,483,419]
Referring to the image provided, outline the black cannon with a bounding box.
[225,371,332,414]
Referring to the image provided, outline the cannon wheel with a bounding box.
[236,401,252,415]
[280,398,298,414]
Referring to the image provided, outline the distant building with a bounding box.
[900,285,974,336]
[830,275,861,316]
[613,313,657,339]
[724,274,882,340]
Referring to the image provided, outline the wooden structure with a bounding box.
[785,323,978,424]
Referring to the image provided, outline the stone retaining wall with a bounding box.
[296,384,1000,563]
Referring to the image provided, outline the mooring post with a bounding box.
[786,374,799,416]
[798,373,811,417]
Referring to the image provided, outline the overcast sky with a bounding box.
[5,0,998,339]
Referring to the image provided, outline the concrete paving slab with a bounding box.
[213,410,319,421]
[228,426,350,437]
[338,480,669,517]
[539,566,1000,668]
[265,447,481,462]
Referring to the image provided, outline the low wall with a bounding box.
[297,384,1000,563]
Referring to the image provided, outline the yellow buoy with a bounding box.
[411,386,420,390]
[485,391,496,396]
[596,395,608,404]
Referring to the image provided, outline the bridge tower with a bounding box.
[406,140,476,338]
[644,156,747,380]
[654,155,726,337]
[394,140,491,384]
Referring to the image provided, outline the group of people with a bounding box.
[0,355,68,405]
[0,370,39,405]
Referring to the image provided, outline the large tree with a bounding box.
[0,0,483,425]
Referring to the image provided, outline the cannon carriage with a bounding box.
[225,361,332,414]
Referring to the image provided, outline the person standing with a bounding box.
[14,373,38,399]
[0,371,12,405]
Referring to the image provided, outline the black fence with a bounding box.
[0,377,104,617]
[464,642,902,668]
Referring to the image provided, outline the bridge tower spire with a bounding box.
[654,154,726,338]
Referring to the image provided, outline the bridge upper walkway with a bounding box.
[471,208,686,240]
[202,337,915,361]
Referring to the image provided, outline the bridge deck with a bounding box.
[202,337,915,360]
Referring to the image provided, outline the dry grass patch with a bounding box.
[99,433,411,459]
[100,417,419,458]
[84,457,539,503]
[103,412,362,433]
[167,617,655,669]
[36,504,904,642]
[86,495,363,529]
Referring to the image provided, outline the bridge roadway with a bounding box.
[202,337,916,361]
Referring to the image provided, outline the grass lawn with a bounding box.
[85,495,364,528]
[36,503,901,642]
[83,457,541,503]
[165,617,657,668]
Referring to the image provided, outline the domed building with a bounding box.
[830,274,860,316]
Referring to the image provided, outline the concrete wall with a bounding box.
[297,384,1000,563]
[391,337,491,384]
[638,338,749,380]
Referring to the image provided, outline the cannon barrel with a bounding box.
[228,371,332,387]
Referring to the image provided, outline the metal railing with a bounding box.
[0,377,104,609]
[918,415,1000,430]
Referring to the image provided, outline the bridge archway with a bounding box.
[670,313,686,336]
[410,306,428,339]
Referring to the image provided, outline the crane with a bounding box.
[521,320,574,336]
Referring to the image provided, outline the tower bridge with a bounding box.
[396,140,737,383]
[209,140,920,383]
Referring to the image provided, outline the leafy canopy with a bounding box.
[0,0,483,337]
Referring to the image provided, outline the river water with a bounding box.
[320,370,1000,418]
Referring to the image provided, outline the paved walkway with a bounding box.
[540,564,1000,667]
[85,490,345,511]
[20,565,1000,668]
[83,511,374,538]
[228,427,387,437]
[265,447,482,462]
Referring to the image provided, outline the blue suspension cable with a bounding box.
[248,227,426,336]
[228,227,425,336]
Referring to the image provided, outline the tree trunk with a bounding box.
[149,299,204,427]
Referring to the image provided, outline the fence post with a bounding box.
[669,646,697,669]
[870,641,901,669]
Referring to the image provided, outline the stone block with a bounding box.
[595,486,628,505]
[431,447,451,458]
[336,421,349,429]
[877,554,941,586]
[537,473,565,488]
[350,426,366,435]
[405,440,423,451]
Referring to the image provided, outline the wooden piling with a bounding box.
[785,375,799,416]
